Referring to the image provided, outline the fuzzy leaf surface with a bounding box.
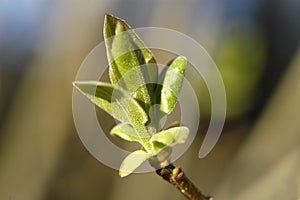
[110,123,152,150]
[73,81,148,126]
[119,150,153,178]
[150,126,189,150]
[104,14,158,113]
[159,56,187,114]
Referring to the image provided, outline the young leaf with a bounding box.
[111,122,156,153]
[119,150,153,178]
[159,56,187,114]
[150,126,189,149]
[73,81,148,126]
[110,123,140,142]
[104,14,158,113]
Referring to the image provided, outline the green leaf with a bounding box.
[119,150,153,178]
[104,14,158,113]
[150,126,189,149]
[110,122,149,143]
[110,123,140,142]
[159,56,187,114]
[111,122,155,152]
[73,81,148,126]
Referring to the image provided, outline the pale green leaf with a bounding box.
[111,123,155,153]
[150,126,189,149]
[119,150,153,178]
[151,141,166,154]
[159,56,187,114]
[73,81,148,126]
[110,123,140,142]
[104,14,158,113]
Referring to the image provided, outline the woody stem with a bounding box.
[155,163,213,200]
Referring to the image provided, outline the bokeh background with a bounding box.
[1,0,300,199]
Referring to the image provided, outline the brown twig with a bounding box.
[155,164,213,200]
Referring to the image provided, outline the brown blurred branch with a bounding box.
[156,164,213,200]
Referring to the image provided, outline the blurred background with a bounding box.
[0,0,300,199]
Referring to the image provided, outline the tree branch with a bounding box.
[155,164,213,200]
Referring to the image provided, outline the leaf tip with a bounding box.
[119,170,129,178]
[104,13,126,30]
[72,81,90,91]
[177,55,187,61]
[104,13,115,23]
[72,81,82,91]
[105,12,113,17]
[175,56,187,69]
[72,81,79,87]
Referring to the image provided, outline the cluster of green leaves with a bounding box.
[73,14,188,177]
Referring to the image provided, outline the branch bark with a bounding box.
[155,164,213,200]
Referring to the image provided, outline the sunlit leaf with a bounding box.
[119,150,153,178]
[110,123,152,148]
[151,140,166,153]
[74,14,191,178]
[150,126,189,149]
[110,123,140,142]
[159,56,187,114]
[73,81,148,126]
[104,14,158,113]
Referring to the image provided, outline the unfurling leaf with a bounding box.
[150,126,189,149]
[159,56,187,114]
[74,14,190,178]
[110,123,140,142]
[104,13,158,113]
[110,122,151,145]
[73,81,148,126]
[119,150,153,178]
